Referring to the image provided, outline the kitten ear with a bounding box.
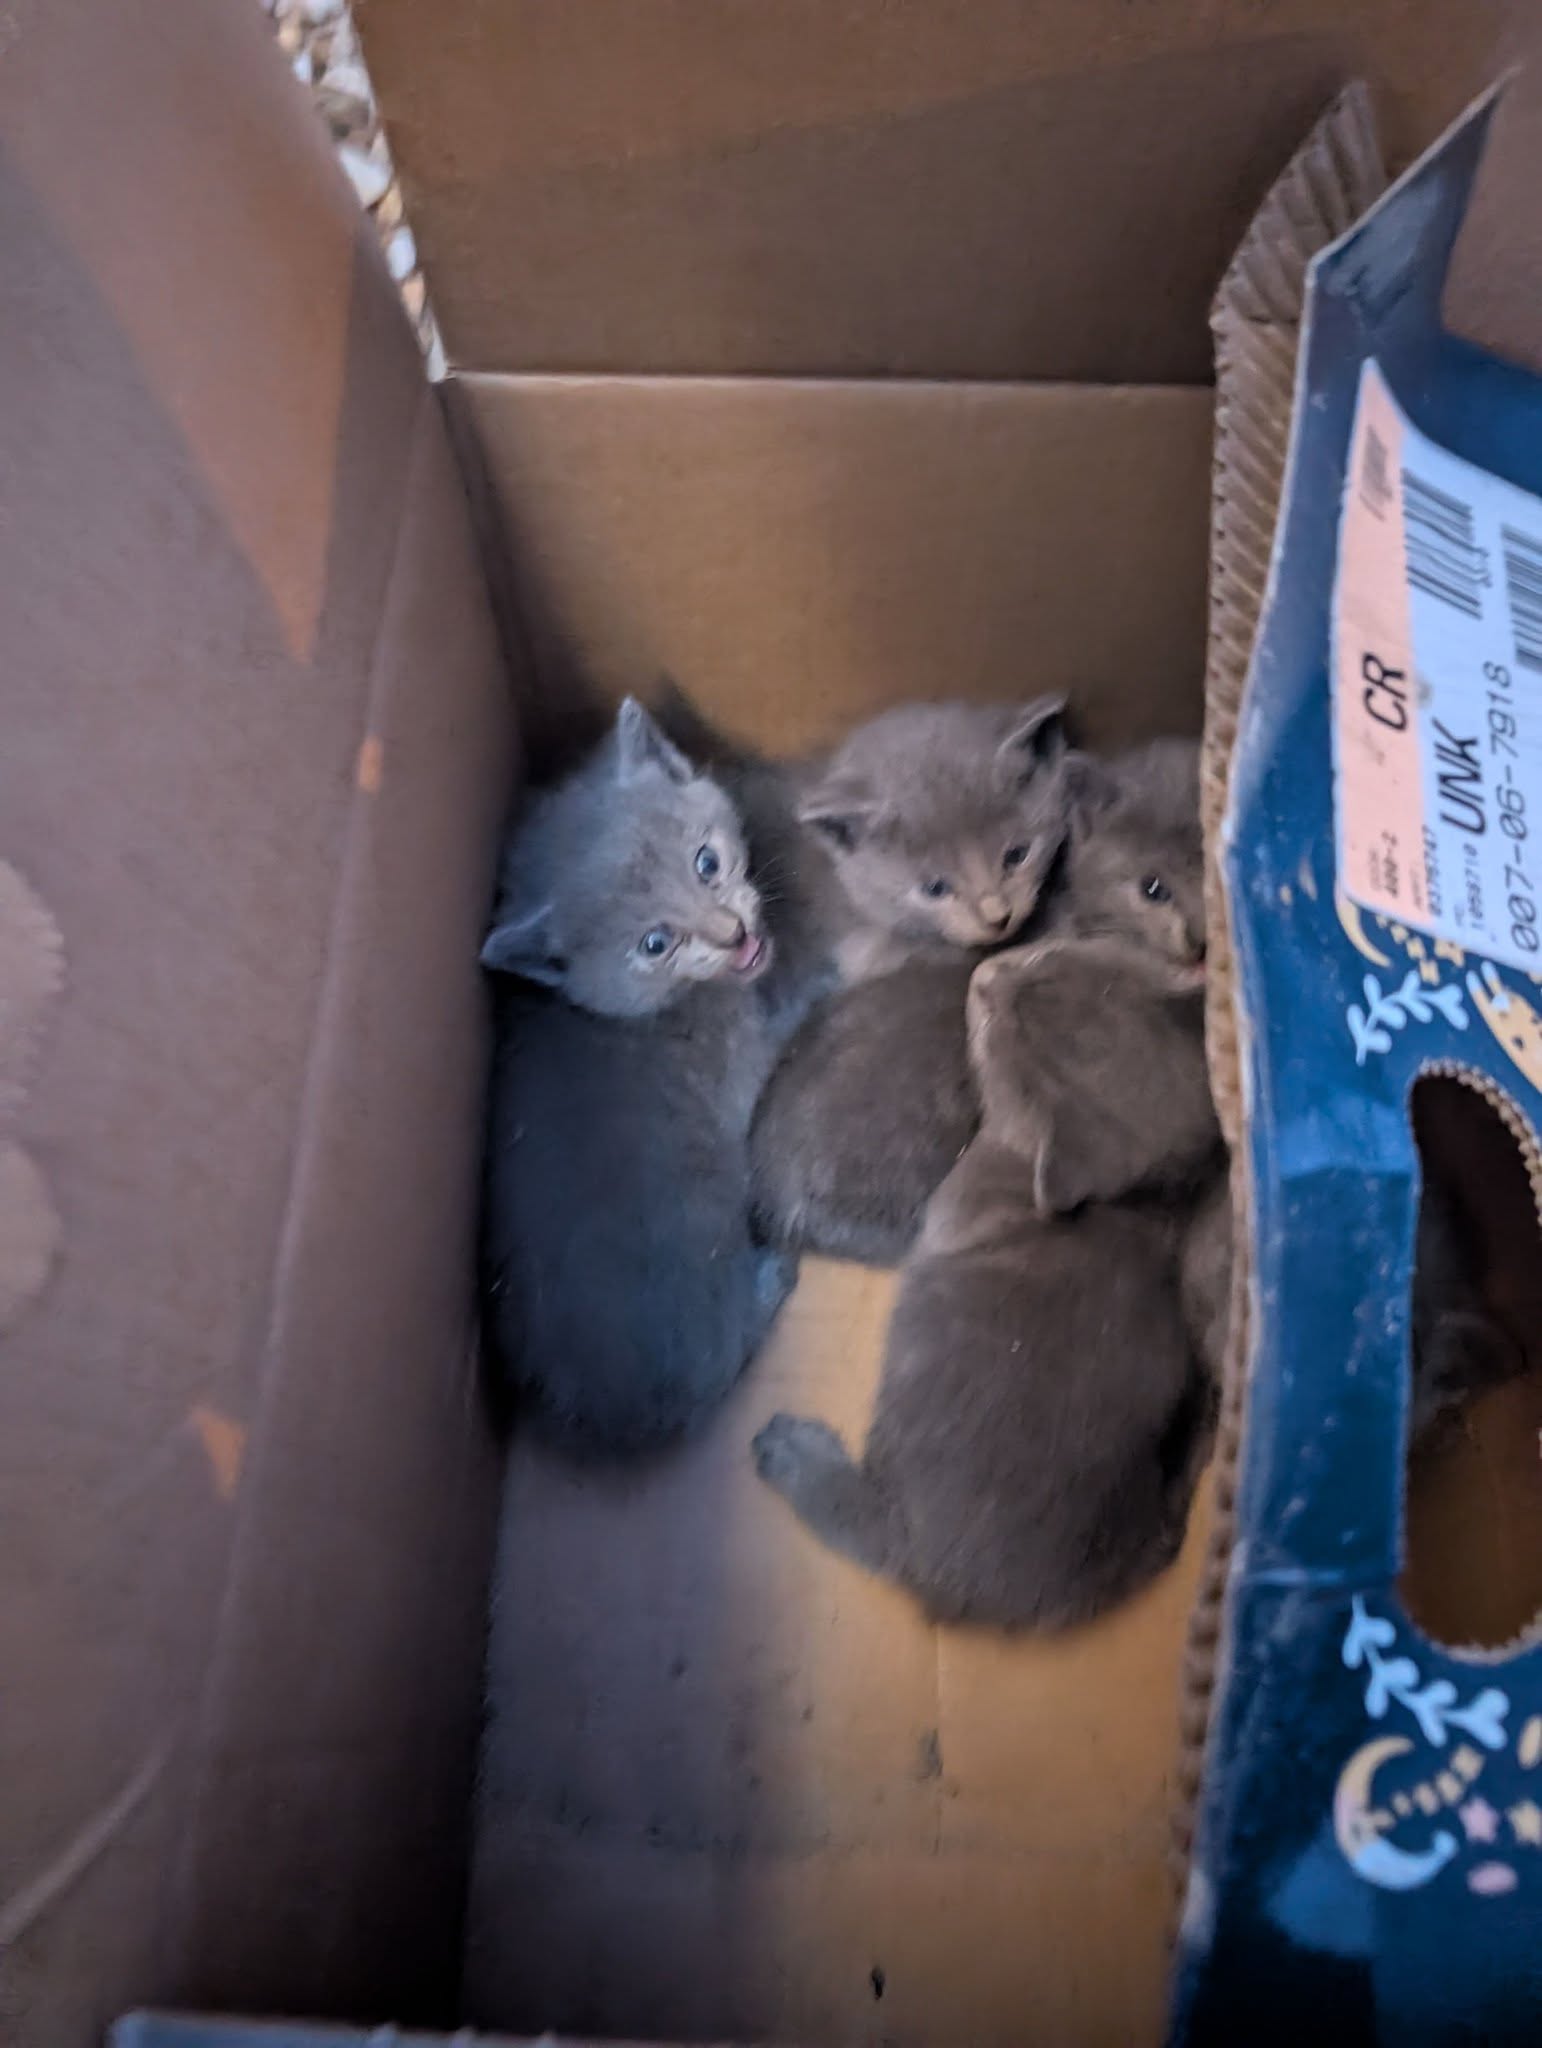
[480,901,566,985]
[1060,750,1119,832]
[797,776,883,852]
[997,695,1068,785]
[1028,1099,1139,1215]
[614,695,694,786]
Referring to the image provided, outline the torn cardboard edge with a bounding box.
[1169,82,1388,1897]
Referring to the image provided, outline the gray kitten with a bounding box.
[644,676,881,1041]
[480,699,798,1457]
[799,698,1071,979]
[753,935,1218,1631]
[750,736,1209,1266]
[1037,742,1509,1442]
[977,738,1214,1211]
[1045,738,1205,952]
[966,934,1215,1217]
[481,695,771,1017]
[745,697,1073,1264]
[753,743,1220,1629]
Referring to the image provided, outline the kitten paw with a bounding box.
[753,1411,844,1484]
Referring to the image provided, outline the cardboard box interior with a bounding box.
[1,1,1538,2044]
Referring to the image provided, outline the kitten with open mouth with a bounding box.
[479,697,798,1457]
[480,696,773,1015]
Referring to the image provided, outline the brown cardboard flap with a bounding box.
[165,386,515,2025]
[0,0,508,2039]
[362,0,1520,380]
[454,375,1214,758]
[1446,51,1542,373]
[1,0,365,662]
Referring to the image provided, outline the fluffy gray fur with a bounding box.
[754,754,1219,1630]
[646,679,858,1039]
[484,978,795,1456]
[976,736,1214,1210]
[753,1143,1217,1632]
[745,696,1071,1264]
[799,697,1072,977]
[481,696,771,1021]
[1044,738,1206,950]
[750,957,978,1265]
[966,932,1215,1216]
[750,734,1211,1266]
[717,751,848,1044]
[480,698,818,1457]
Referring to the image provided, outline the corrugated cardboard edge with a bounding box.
[1169,84,1387,1903]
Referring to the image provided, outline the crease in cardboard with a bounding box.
[0,1741,173,1950]
[165,380,441,1942]
[452,372,1214,761]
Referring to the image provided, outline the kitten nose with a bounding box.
[725,918,748,949]
[978,894,1011,933]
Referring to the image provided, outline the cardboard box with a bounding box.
[0,4,1536,2045]
[1172,81,1542,2045]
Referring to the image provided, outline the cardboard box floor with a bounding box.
[1,2,1536,2045]
[470,1268,1215,2042]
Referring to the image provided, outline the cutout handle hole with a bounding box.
[1402,1071,1542,1653]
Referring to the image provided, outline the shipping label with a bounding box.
[1334,360,1542,970]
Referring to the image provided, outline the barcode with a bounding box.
[1403,467,1484,619]
[1502,524,1542,674]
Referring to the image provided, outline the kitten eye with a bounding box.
[694,843,721,882]
[1002,844,1030,871]
[1142,875,1172,904]
[639,925,674,959]
[921,877,953,900]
